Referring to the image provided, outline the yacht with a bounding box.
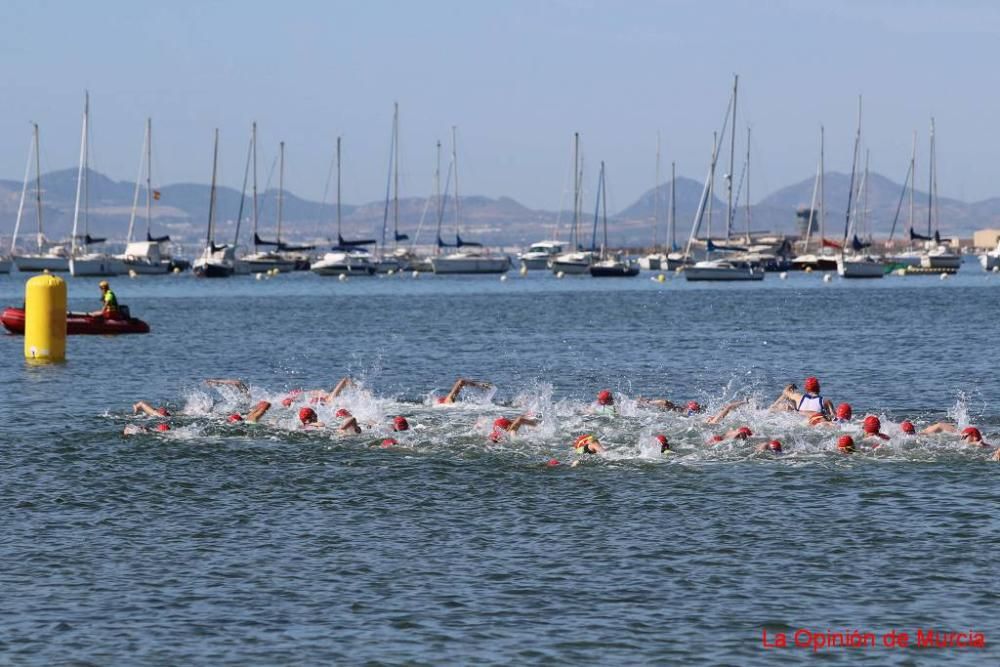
[836,254,885,279]
[518,241,564,270]
[431,250,511,274]
[684,259,764,281]
[311,249,376,276]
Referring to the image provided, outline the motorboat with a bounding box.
[2,306,150,335]
[311,250,376,276]
[431,250,511,274]
[117,240,170,275]
[550,250,594,275]
[790,253,839,271]
[519,241,564,270]
[70,252,126,277]
[836,254,885,278]
[683,259,764,281]
[242,249,297,274]
[591,255,639,277]
[919,244,961,271]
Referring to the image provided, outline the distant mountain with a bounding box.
[3,167,999,251]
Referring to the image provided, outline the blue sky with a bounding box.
[3,0,1000,210]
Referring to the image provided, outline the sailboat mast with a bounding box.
[670,161,676,251]
[927,118,934,237]
[252,122,259,249]
[277,141,285,244]
[452,126,461,241]
[207,129,219,246]
[819,126,825,251]
[842,96,862,246]
[707,131,716,248]
[726,74,738,240]
[145,118,153,238]
[654,132,660,250]
[336,136,342,238]
[862,150,870,241]
[127,122,147,243]
[393,102,400,248]
[71,92,89,257]
[601,162,608,258]
[909,130,916,245]
[11,127,34,254]
[572,132,580,248]
[34,124,43,251]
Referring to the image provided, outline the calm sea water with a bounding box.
[1,263,997,665]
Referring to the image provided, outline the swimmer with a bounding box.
[900,420,916,435]
[769,376,834,418]
[123,422,171,436]
[862,415,890,442]
[920,422,958,435]
[489,414,540,442]
[227,400,272,424]
[960,427,990,449]
[837,435,856,454]
[593,389,616,415]
[331,408,362,434]
[437,378,492,404]
[709,425,754,444]
[654,434,671,454]
[641,397,744,424]
[132,401,171,418]
[807,402,853,427]
[392,416,410,432]
[573,433,605,455]
[204,378,250,396]
[755,439,783,454]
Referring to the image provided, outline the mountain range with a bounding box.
[2,168,998,251]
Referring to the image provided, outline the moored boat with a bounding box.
[1,306,150,335]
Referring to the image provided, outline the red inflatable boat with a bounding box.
[1,307,150,335]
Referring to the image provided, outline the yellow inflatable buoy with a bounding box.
[656,273,666,283]
[24,274,66,362]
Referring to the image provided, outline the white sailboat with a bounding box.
[639,133,668,270]
[915,119,961,272]
[11,124,71,272]
[791,127,839,271]
[590,162,639,277]
[684,75,764,282]
[550,133,594,274]
[431,127,511,274]
[193,129,237,278]
[243,136,299,274]
[312,136,376,276]
[837,100,885,279]
[69,93,125,277]
[371,103,409,273]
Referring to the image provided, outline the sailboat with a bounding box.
[430,127,511,274]
[684,75,764,282]
[69,92,126,277]
[980,240,1000,271]
[883,131,923,269]
[11,124,72,272]
[114,118,178,274]
[550,132,595,274]
[914,119,961,272]
[837,98,885,279]
[192,129,237,278]
[311,136,376,276]
[639,134,668,271]
[371,103,411,273]
[590,162,639,277]
[791,127,839,271]
[243,136,300,274]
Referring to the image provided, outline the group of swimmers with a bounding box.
[123,374,1000,463]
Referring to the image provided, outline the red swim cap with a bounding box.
[900,420,915,434]
[299,407,318,424]
[228,413,243,423]
[710,434,724,443]
[393,416,409,431]
[436,396,447,404]
[155,407,170,417]
[654,434,668,448]
[838,435,855,452]
[961,427,982,442]
[155,423,170,432]
[597,390,613,406]
[335,408,352,418]
[836,403,852,420]
[380,438,397,448]
[736,426,753,439]
[546,458,560,467]
[804,377,820,394]
[493,417,513,430]
[281,397,294,407]
[574,434,595,449]
[863,415,881,434]
[687,400,702,413]
[768,440,782,452]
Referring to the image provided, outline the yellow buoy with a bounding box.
[519,264,528,276]
[128,269,138,278]
[804,266,813,273]
[24,274,67,362]
[656,273,666,283]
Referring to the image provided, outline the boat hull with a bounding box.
[591,263,640,277]
[1,307,150,335]
[0,257,11,274]
[70,256,126,277]
[13,255,70,272]
[920,252,962,270]
[980,252,1000,271]
[310,253,376,276]
[837,256,885,278]
[242,256,297,274]
[519,256,552,270]
[431,256,511,274]
[192,260,234,278]
[684,263,765,281]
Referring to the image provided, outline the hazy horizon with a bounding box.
[5,0,1000,212]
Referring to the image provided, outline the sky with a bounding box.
[4,0,1000,211]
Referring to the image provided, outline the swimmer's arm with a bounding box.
[337,416,360,434]
[509,416,540,433]
[992,448,1000,461]
[920,422,956,435]
[246,401,271,424]
[705,399,747,425]
[132,401,160,417]
[327,377,355,399]
[639,397,678,410]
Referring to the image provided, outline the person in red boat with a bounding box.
[90,280,120,318]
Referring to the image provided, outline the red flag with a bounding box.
[153,190,161,200]
[821,238,842,249]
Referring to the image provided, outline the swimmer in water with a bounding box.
[573,434,605,455]
[769,376,834,418]
[204,378,251,396]
[132,401,171,418]
[641,397,745,424]
[436,378,492,404]
[755,439,783,454]
[837,435,856,454]
[654,434,671,454]
[807,402,853,427]
[960,427,990,449]
[123,422,171,436]
[593,389,616,415]
[900,420,916,435]
[226,400,272,424]
[862,415,890,443]
[489,414,540,442]
[708,425,754,444]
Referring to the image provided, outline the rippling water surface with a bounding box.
[1,266,997,664]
